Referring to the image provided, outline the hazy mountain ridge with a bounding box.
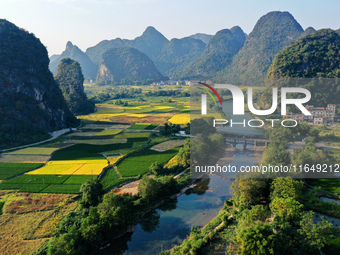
[85,26,206,77]
[189,33,213,44]
[179,26,246,79]
[49,41,98,80]
[96,47,167,85]
[156,36,206,76]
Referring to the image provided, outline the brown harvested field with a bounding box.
[151,139,185,152]
[4,193,66,214]
[113,175,154,196]
[0,192,77,255]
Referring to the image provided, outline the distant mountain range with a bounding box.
[96,47,167,85]
[49,11,340,86]
[179,26,246,79]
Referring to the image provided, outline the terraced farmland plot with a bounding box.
[114,132,151,139]
[0,154,50,163]
[168,114,190,124]
[94,129,123,136]
[51,143,132,161]
[0,163,43,180]
[145,124,159,130]
[100,167,131,190]
[128,123,152,129]
[65,138,127,145]
[3,147,59,155]
[63,175,96,184]
[41,184,82,194]
[117,147,181,177]
[151,139,186,152]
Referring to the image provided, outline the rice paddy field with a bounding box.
[79,85,190,125]
[0,191,77,255]
[0,85,189,194]
[151,139,186,152]
[117,147,182,177]
[320,127,340,137]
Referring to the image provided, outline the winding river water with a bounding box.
[97,101,264,255]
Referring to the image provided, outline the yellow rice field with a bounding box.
[78,113,148,122]
[26,160,108,175]
[107,155,125,165]
[164,155,179,168]
[168,114,190,124]
[73,163,108,175]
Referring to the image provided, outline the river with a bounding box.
[97,100,264,255]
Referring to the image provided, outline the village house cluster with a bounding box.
[286,104,338,125]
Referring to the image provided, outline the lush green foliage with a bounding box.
[55,58,95,114]
[180,26,246,79]
[268,29,340,78]
[0,20,77,150]
[219,11,304,86]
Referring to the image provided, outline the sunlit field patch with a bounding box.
[4,147,59,155]
[73,163,108,175]
[168,114,190,124]
[65,138,127,145]
[107,155,125,165]
[26,160,108,175]
[128,123,152,129]
[26,163,83,175]
[164,154,179,168]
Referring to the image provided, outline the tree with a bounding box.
[190,118,216,135]
[79,207,103,246]
[238,222,283,255]
[48,226,81,255]
[177,139,190,167]
[137,175,160,202]
[265,124,294,146]
[298,211,333,253]
[231,178,267,205]
[80,180,103,207]
[262,141,291,167]
[270,178,304,202]
[150,162,164,175]
[270,197,303,221]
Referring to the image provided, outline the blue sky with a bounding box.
[1,0,339,55]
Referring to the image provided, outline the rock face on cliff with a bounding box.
[49,41,97,80]
[0,19,77,149]
[96,47,167,85]
[55,58,95,115]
